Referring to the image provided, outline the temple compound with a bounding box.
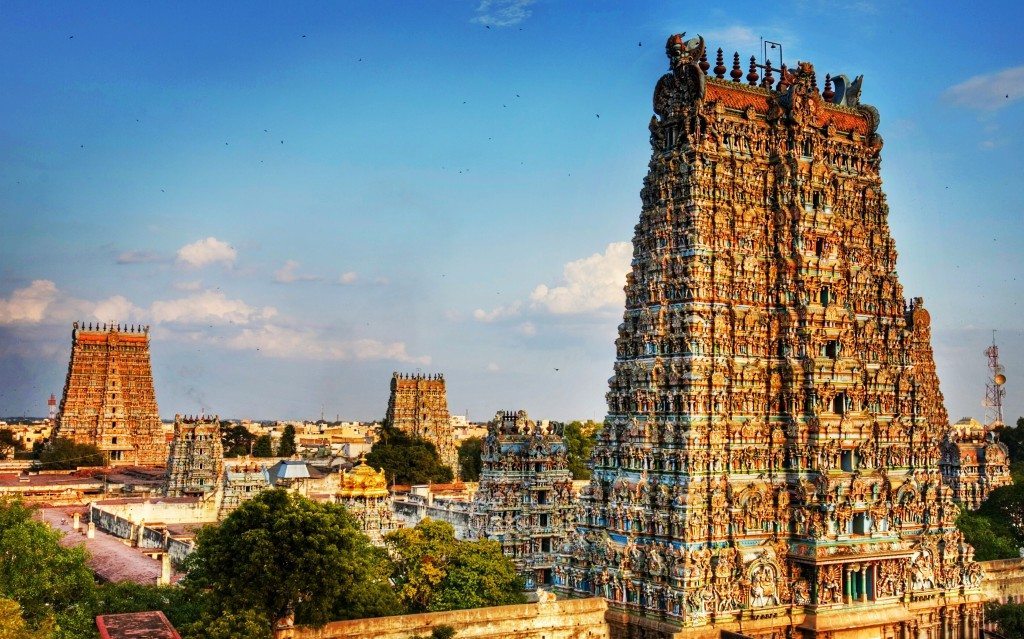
[384,372,458,474]
[555,34,985,638]
[53,322,166,466]
[334,462,399,544]
[469,411,577,588]
[940,418,1012,511]
[165,414,224,498]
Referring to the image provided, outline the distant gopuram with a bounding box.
[555,34,984,638]
[384,372,458,473]
[53,322,167,466]
[166,414,224,497]
[470,410,577,588]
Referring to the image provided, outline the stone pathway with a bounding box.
[37,506,181,584]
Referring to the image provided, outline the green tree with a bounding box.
[222,425,256,458]
[564,420,600,480]
[183,489,399,632]
[277,425,297,457]
[457,437,482,482]
[252,434,273,457]
[95,582,205,631]
[987,601,1024,638]
[0,598,53,639]
[0,429,18,459]
[385,519,524,613]
[37,438,104,470]
[182,609,271,639]
[0,498,97,638]
[366,426,453,485]
[1002,418,1024,463]
[956,509,1021,561]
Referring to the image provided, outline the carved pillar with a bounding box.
[844,565,852,604]
[860,565,868,602]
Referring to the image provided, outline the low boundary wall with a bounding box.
[275,597,609,639]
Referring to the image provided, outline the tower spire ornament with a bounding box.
[555,31,984,639]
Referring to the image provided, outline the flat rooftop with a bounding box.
[97,611,181,639]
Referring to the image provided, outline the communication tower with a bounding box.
[47,393,57,421]
[983,331,1007,429]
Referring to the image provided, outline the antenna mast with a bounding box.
[983,331,1007,429]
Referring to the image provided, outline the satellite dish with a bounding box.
[994,373,1006,386]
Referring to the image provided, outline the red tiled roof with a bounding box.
[97,612,181,639]
[706,82,769,112]
[705,80,870,135]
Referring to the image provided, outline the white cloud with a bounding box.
[944,66,1024,112]
[92,296,143,323]
[225,324,429,364]
[486,362,500,372]
[517,321,537,336]
[702,26,761,53]
[176,237,237,268]
[274,260,320,284]
[116,250,164,264]
[473,302,521,323]
[530,242,631,314]
[0,280,58,325]
[150,290,277,326]
[339,271,358,285]
[471,0,534,27]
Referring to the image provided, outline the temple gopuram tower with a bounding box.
[556,34,984,638]
[53,322,166,466]
[166,414,224,498]
[384,373,458,473]
[470,410,577,588]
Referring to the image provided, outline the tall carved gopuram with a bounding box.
[384,372,458,474]
[53,322,166,466]
[555,34,985,638]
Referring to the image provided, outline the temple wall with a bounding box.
[981,557,1024,604]
[274,598,609,639]
[89,502,197,563]
[90,498,218,525]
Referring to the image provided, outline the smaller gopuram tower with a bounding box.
[470,410,577,588]
[384,373,457,473]
[940,418,1012,510]
[336,462,399,545]
[53,322,166,466]
[166,414,224,497]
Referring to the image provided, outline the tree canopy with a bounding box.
[277,425,297,457]
[37,438,105,470]
[183,489,400,630]
[366,426,453,485]
[987,601,1024,638]
[457,437,482,482]
[385,519,524,613]
[252,434,274,457]
[0,429,18,459]
[957,481,1024,561]
[564,420,600,480]
[0,498,98,638]
[221,425,255,458]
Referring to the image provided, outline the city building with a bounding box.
[556,34,985,638]
[384,373,458,474]
[165,414,224,498]
[940,418,1013,510]
[334,462,399,544]
[52,323,166,466]
[470,410,576,588]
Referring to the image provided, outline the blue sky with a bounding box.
[0,1,1021,423]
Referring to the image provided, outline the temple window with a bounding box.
[825,340,840,359]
